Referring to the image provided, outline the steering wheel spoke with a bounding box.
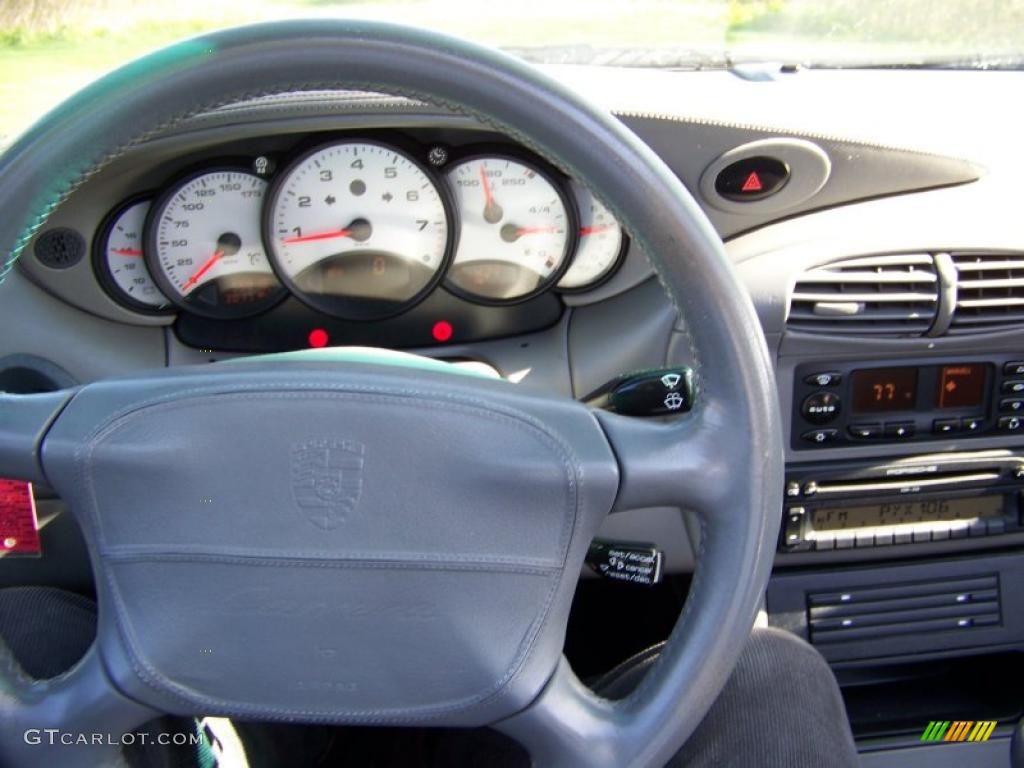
[0,642,158,767]
[0,391,74,484]
[596,406,734,517]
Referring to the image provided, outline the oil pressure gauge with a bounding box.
[444,155,576,303]
[146,168,285,319]
[93,197,170,312]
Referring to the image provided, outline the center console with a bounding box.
[770,353,1024,674]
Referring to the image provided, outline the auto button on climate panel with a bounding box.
[801,391,841,424]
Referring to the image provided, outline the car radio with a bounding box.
[792,355,1024,449]
[781,452,1024,552]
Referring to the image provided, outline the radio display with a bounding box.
[811,496,1003,532]
[851,367,918,413]
[936,363,987,409]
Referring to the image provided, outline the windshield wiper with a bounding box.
[507,45,1024,73]
[504,45,734,70]
[802,52,1024,71]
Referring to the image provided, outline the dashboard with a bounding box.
[82,131,626,352]
[6,66,1024,669]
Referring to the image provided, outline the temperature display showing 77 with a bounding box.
[851,367,918,413]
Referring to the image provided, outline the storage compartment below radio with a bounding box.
[767,550,1024,664]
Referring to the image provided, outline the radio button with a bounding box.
[987,519,1006,535]
[912,528,932,543]
[998,415,1023,432]
[894,529,913,545]
[855,531,875,547]
[814,536,835,551]
[933,418,960,435]
[834,532,855,549]
[1004,361,1024,376]
[1002,380,1024,394]
[874,531,894,546]
[801,392,841,424]
[801,428,838,444]
[969,520,989,537]
[1001,398,1024,413]
[803,371,841,387]
[885,421,916,438]
[848,423,883,439]
[932,527,951,541]
[949,522,970,539]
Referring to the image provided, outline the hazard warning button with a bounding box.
[714,156,790,201]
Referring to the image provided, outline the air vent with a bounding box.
[788,254,939,336]
[950,252,1024,334]
[808,574,1001,647]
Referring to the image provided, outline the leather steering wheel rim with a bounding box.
[0,21,782,768]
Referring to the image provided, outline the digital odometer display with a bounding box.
[850,367,918,413]
[811,496,1003,532]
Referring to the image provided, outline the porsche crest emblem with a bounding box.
[291,439,365,529]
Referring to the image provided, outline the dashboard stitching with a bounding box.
[74,384,584,721]
[101,552,562,575]
[612,110,981,166]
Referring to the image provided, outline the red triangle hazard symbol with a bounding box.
[741,171,763,192]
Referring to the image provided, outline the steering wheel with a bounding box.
[0,21,782,768]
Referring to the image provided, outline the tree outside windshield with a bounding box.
[1,0,1022,143]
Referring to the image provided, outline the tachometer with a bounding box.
[93,197,171,312]
[444,155,575,303]
[265,140,451,320]
[146,168,284,319]
[557,182,625,291]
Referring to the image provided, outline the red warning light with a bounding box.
[307,328,330,348]
[431,320,454,343]
[740,171,763,193]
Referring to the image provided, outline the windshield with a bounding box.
[2,0,1022,142]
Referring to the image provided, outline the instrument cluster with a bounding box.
[93,136,627,324]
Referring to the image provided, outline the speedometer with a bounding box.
[265,140,452,320]
[444,155,575,303]
[146,168,284,319]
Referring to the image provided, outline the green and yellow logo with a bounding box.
[920,720,997,742]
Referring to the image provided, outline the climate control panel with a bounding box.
[792,356,1024,449]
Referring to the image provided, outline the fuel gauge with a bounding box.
[93,197,171,312]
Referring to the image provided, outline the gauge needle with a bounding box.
[281,219,372,244]
[181,249,224,293]
[480,166,503,224]
[110,247,144,257]
[499,223,559,242]
[579,225,612,236]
